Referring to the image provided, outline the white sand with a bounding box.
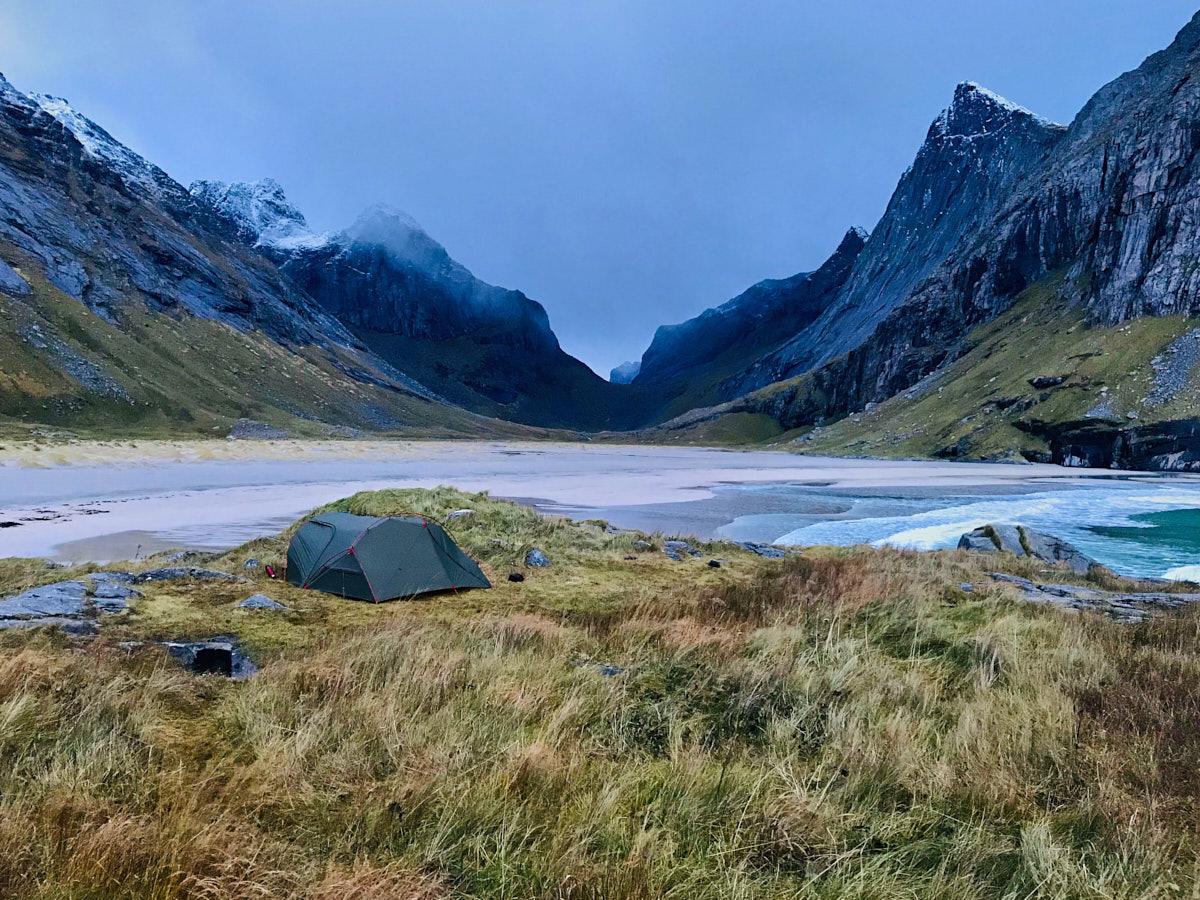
[0,440,1171,562]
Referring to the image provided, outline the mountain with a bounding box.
[609,360,640,384]
[189,179,635,430]
[0,75,533,439]
[629,227,866,417]
[649,12,1200,469]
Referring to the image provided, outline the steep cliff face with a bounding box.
[634,227,866,389]
[776,12,1200,422]
[190,180,632,429]
[646,12,1200,467]
[728,83,1067,397]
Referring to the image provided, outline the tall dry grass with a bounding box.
[1,491,1198,897]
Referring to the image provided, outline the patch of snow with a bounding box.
[189,179,330,250]
[30,92,179,196]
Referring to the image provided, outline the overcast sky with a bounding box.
[0,1,1196,376]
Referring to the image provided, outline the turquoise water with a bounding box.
[765,483,1200,579]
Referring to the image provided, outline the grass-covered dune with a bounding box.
[2,487,1200,898]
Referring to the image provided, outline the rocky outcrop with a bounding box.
[0,77,352,344]
[986,572,1200,622]
[1016,417,1200,471]
[0,576,138,633]
[0,72,489,431]
[634,227,866,391]
[646,14,1200,466]
[958,524,1101,575]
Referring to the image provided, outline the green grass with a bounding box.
[792,277,1199,460]
[0,250,550,441]
[2,487,1200,897]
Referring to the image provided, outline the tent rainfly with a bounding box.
[286,512,491,602]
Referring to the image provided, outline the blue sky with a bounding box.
[0,1,1196,375]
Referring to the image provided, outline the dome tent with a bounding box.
[286,512,490,602]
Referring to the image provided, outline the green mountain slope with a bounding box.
[647,275,1200,466]
[0,253,542,440]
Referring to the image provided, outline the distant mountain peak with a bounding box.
[610,360,641,384]
[188,178,329,250]
[929,81,1062,141]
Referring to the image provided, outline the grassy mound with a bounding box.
[1,488,1199,898]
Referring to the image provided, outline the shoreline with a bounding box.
[1,441,1197,569]
[0,435,1184,477]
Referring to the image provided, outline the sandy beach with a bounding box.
[5,439,1197,570]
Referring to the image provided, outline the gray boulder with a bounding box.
[959,524,1100,575]
[446,509,475,521]
[239,593,287,610]
[632,540,653,552]
[664,540,701,561]
[957,524,1026,556]
[0,257,29,296]
[243,558,260,569]
[1020,529,1100,576]
[735,541,788,559]
[525,549,551,568]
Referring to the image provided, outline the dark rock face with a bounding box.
[191,181,631,429]
[650,17,1200,468]
[0,77,352,345]
[634,227,866,390]
[1018,417,1200,471]
[781,15,1200,421]
[164,637,257,679]
[727,83,1066,398]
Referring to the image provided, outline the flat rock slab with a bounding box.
[987,572,1200,621]
[0,580,89,618]
[0,577,140,631]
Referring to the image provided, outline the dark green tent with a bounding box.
[286,512,490,602]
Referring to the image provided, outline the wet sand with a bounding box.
[0,440,1167,563]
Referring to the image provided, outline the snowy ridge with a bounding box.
[929,81,1063,140]
[30,92,183,198]
[189,179,330,250]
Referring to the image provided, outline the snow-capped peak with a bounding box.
[29,91,180,197]
[189,179,329,251]
[929,81,1062,140]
